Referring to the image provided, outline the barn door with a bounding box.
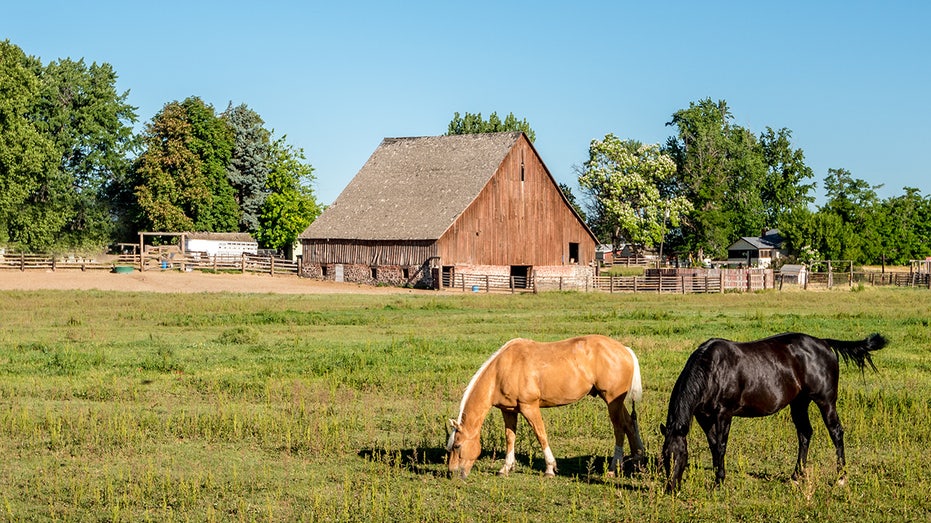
[510,265,531,289]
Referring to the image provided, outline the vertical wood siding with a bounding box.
[302,240,437,265]
[438,135,595,266]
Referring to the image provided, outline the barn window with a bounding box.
[322,265,329,278]
[520,150,525,182]
[568,243,579,264]
[402,267,410,280]
[371,267,378,280]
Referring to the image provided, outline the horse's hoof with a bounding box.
[496,470,509,477]
[605,471,617,478]
[836,476,847,487]
[544,471,556,478]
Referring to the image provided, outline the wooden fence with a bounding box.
[449,267,931,294]
[447,269,774,294]
[786,270,931,290]
[0,252,299,277]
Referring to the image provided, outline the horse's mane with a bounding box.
[455,338,526,423]
[665,339,716,434]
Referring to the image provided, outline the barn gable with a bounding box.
[300,132,597,288]
[301,132,521,241]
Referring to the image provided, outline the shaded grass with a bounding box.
[0,287,928,521]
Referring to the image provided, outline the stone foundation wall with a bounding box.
[301,263,435,288]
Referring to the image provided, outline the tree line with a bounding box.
[0,40,320,254]
[449,105,931,267]
[3,38,928,267]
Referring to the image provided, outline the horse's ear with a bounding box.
[660,423,667,436]
[449,419,460,431]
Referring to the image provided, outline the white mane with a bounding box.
[455,338,524,424]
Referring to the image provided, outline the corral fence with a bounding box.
[790,270,930,290]
[0,252,299,277]
[449,269,773,294]
[450,267,931,294]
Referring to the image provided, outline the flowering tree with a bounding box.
[578,134,691,248]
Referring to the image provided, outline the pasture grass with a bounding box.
[0,286,929,521]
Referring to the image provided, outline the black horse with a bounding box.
[660,332,887,493]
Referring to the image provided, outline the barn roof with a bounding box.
[300,132,523,241]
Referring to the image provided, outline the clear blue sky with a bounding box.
[5,1,929,207]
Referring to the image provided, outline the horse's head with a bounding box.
[660,423,688,493]
[447,419,481,479]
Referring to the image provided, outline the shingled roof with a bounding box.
[300,132,523,241]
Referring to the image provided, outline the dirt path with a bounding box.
[0,269,433,295]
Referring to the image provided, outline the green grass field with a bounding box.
[0,287,929,522]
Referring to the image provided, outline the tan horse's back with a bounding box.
[487,335,638,409]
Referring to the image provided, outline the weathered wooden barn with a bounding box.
[298,132,598,288]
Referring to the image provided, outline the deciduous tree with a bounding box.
[578,134,690,248]
[131,97,237,232]
[256,137,321,252]
[446,111,536,142]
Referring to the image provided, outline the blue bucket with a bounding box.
[471,285,480,292]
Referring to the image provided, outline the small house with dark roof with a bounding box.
[298,132,598,288]
[727,229,785,268]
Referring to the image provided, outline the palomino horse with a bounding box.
[661,332,887,493]
[447,335,645,478]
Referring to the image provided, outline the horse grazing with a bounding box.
[447,335,645,479]
[661,332,887,493]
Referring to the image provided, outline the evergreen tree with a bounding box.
[222,103,272,234]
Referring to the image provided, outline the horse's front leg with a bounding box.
[520,405,557,477]
[498,410,518,476]
[699,414,732,487]
[789,398,814,481]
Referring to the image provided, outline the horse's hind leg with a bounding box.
[519,405,557,477]
[789,397,814,481]
[606,398,644,476]
[815,398,847,485]
[498,410,518,476]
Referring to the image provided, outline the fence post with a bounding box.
[270,256,275,276]
[242,253,246,274]
[657,272,663,294]
[633,276,638,293]
[486,275,490,293]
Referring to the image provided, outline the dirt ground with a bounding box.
[0,269,434,295]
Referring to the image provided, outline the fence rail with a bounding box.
[0,252,299,277]
[447,268,931,294]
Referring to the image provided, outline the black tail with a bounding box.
[825,333,887,373]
